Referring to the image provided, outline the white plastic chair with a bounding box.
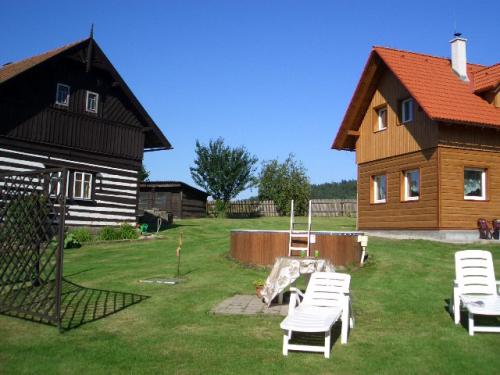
[451,250,500,335]
[280,272,352,358]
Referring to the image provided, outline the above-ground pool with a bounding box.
[230,230,365,267]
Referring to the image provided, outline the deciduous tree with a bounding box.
[190,138,258,204]
[258,154,310,215]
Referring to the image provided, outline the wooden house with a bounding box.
[332,35,500,241]
[139,181,208,218]
[0,36,171,227]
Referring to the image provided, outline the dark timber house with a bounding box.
[0,36,171,227]
[139,181,208,218]
[332,35,500,241]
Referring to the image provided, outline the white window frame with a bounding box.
[85,90,99,113]
[73,172,93,200]
[464,168,486,201]
[404,169,420,201]
[377,107,388,131]
[55,83,70,106]
[373,175,387,204]
[401,98,413,123]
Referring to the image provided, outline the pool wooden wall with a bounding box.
[230,230,363,267]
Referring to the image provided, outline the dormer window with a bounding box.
[55,83,70,106]
[86,91,99,113]
[401,98,413,123]
[377,106,388,131]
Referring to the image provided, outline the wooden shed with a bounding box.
[139,181,208,218]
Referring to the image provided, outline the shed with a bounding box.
[139,181,209,218]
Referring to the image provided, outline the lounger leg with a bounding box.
[341,306,349,344]
[468,313,474,336]
[453,290,460,325]
[278,291,284,305]
[324,330,331,359]
[283,330,290,356]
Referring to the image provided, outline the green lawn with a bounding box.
[1,217,499,374]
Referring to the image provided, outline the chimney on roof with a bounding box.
[449,32,469,82]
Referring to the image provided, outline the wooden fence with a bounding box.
[207,199,356,218]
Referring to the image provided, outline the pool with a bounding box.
[230,229,365,267]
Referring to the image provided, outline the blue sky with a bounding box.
[1,1,499,198]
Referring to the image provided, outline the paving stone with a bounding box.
[212,294,289,316]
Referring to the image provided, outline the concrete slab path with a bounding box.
[211,294,288,316]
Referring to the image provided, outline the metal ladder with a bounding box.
[288,200,312,257]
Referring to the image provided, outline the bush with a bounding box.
[118,223,139,240]
[98,227,120,241]
[64,232,81,249]
[69,228,93,243]
[98,224,139,241]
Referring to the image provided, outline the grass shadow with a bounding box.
[0,279,149,331]
[443,298,500,333]
[59,279,149,330]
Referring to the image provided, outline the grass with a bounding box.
[1,217,499,374]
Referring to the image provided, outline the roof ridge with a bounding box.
[0,38,88,73]
[372,45,486,68]
[473,62,500,73]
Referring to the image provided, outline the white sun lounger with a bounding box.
[451,250,500,335]
[280,272,352,358]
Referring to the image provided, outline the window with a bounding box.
[464,168,486,200]
[55,83,70,106]
[403,169,420,201]
[49,172,61,196]
[401,98,413,123]
[373,175,387,203]
[377,107,388,131]
[73,172,93,200]
[48,171,70,197]
[86,91,99,113]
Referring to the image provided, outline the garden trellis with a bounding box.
[0,168,67,330]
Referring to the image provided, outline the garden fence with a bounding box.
[206,199,356,218]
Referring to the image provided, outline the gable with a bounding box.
[333,47,500,151]
[355,68,438,164]
[0,38,171,150]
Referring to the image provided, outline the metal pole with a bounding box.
[55,168,68,332]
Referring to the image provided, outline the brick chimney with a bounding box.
[450,33,469,82]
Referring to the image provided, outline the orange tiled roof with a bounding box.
[332,46,500,150]
[374,46,499,127]
[0,39,86,84]
[473,63,500,93]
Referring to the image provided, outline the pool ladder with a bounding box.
[288,200,312,257]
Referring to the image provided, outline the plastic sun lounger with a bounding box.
[280,272,352,358]
[450,250,500,335]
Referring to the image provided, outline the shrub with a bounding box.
[98,227,120,241]
[118,223,139,240]
[64,232,81,249]
[98,224,139,241]
[69,228,93,243]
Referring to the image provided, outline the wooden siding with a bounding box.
[439,123,500,153]
[439,147,500,229]
[138,186,207,219]
[0,59,145,160]
[230,231,363,267]
[0,145,139,226]
[355,69,438,164]
[358,149,439,229]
